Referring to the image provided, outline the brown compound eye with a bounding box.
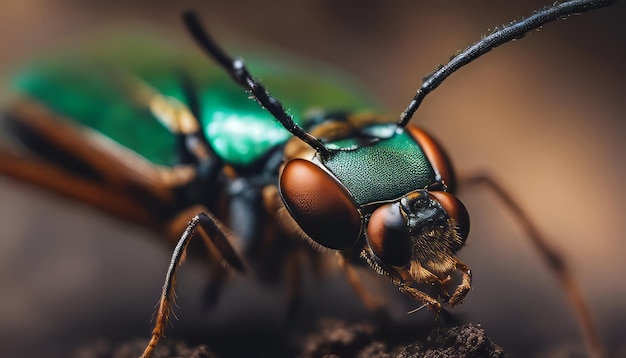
[429,191,470,243]
[406,126,456,192]
[366,202,412,267]
[279,158,361,249]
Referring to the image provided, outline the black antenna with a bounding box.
[397,0,617,127]
[182,11,332,157]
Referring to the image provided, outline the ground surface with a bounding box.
[73,322,504,358]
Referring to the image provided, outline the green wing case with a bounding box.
[10,35,377,167]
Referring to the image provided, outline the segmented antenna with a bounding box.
[182,11,332,157]
[397,0,617,127]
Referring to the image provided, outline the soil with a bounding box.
[72,321,504,358]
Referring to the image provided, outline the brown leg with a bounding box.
[0,146,160,226]
[448,260,472,307]
[397,282,442,313]
[337,253,383,312]
[141,212,244,358]
[407,261,458,310]
[164,206,236,309]
[5,101,181,200]
[460,173,602,358]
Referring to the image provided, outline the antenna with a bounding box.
[397,0,616,127]
[182,11,332,157]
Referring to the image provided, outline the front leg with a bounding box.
[397,282,442,313]
[141,212,244,358]
[448,260,472,307]
[360,248,443,314]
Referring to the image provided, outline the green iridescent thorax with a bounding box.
[10,35,378,168]
[200,64,376,167]
[323,127,436,206]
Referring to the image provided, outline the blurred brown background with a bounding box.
[0,0,624,357]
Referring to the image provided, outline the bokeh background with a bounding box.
[0,1,624,357]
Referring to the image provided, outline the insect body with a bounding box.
[0,1,617,357]
[1,37,373,241]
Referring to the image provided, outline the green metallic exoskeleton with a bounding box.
[10,35,375,167]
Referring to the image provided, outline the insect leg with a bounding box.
[448,260,472,307]
[0,143,167,226]
[337,252,382,312]
[360,248,447,313]
[459,173,602,358]
[260,184,310,318]
[397,282,442,313]
[163,205,234,307]
[2,100,195,205]
[141,212,245,358]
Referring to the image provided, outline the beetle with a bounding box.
[0,1,618,357]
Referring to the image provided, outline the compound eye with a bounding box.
[366,202,412,267]
[279,158,361,249]
[429,191,470,243]
[406,126,457,192]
